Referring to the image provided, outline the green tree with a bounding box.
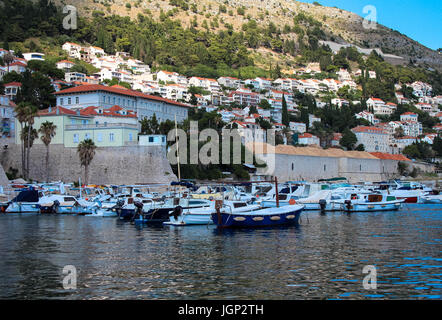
[77,139,97,185]
[281,95,289,126]
[39,121,57,182]
[340,129,358,150]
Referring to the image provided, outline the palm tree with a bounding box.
[25,104,38,180]
[20,126,38,179]
[77,139,97,185]
[39,121,57,182]
[15,102,37,179]
[3,52,14,73]
[15,102,29,177]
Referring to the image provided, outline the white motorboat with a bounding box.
[165,201,262,226]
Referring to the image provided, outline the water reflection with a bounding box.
[0,205,441,299]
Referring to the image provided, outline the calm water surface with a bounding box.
[0,204,441,299]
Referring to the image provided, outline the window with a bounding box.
[75,97,79,104]
[109,133,114,142]
[97,133,103,142]
[128,133,133,141]
[85,133,91,140]
[60,98,64,105]
[113,97,116,104]
[68,97,71,104]
[292,163,294,171]
[82,120,87,124]
[73,134,79,143]
[324,165,326,172]
[71,119,75,125]
[148,137,154,143]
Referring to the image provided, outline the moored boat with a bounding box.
[332,193,404,212]
[211,202,304,228]
[166,201,261,226]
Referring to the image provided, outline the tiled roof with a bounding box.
[369,152,411,161]
[352,126,387,134]
[4,82,22,87]
[54,84,191,108]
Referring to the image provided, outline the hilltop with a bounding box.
[56,0,441,71]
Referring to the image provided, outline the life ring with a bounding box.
[289,199,297,205]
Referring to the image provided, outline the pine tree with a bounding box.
[282,94,289,126]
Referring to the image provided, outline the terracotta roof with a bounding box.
[57,60,75,64]
[299,133,315,138]
[4,82,22,87]
[246,142,378,159]
[369,152,411,161]
[352,126,388,134]
[9,61,27,67]
[38,106,79,116]
[54,84,191,108]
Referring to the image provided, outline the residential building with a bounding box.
[217,77,240,89]
[355,111,379,125]
[54,84,191,123]
[229,89,260,107]
[298,133,320,146]
[415,102,432,113]
[65,72,86,83]
[224,120,267,145]
[289,122,306,134]
[56,60,75,71]
[7,61,27,73]
[351,126,390,153]
[400,112,418,123]
[4,82,21,100]
[309,114,321,127]
[15,105,138,148]
[255,77,272,91]
[23,52,45,61]
[0,95,15,138]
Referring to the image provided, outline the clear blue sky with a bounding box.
[299,0,441,50]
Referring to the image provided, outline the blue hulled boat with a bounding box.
[211,204,304,228]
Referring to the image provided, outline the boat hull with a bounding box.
[167,213,213,225]
[339,201,403,212]
[211,207,303,228]
[5,202,40,213]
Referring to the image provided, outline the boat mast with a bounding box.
[275,177,279,208]
[175,115,181,182]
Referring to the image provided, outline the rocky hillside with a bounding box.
[58,0,441,71]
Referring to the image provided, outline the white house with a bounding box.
[289,122,306,134]
[56,60,75,71]
[298,133,320,146]
[352,126,390,153]
[23,52,45,61]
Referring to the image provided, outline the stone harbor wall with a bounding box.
[0,141,177,185]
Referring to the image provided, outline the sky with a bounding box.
[299,0,441,50]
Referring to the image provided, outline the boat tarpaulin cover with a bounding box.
[12,189,39,203]
[298,190,332,204]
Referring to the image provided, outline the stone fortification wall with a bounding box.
[0,141,177,185]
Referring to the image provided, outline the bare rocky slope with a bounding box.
[58,0,441,71]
